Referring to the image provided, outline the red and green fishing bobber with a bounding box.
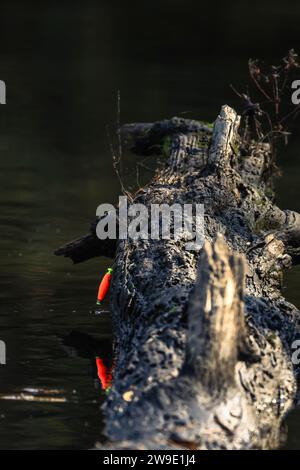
[96,267,113,306]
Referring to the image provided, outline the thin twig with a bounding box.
[117,89,122,171]
[106,125,133,203]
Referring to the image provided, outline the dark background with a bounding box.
[0,0,299,449]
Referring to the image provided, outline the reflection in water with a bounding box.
[0,389,67,403]
[2,394,65,402]
[63,331,113,393]
[95,358,113,392]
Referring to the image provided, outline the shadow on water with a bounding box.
[0,0,300,449]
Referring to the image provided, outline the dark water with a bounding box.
[0,0,300,449]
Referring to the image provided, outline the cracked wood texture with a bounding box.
[57,105,300,450]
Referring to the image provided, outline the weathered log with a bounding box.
[54,219,116,263]
[120,117,213,156]
[56,105,300,450]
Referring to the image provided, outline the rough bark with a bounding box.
[56,105,300,450]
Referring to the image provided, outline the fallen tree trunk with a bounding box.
[56,105,300,450]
